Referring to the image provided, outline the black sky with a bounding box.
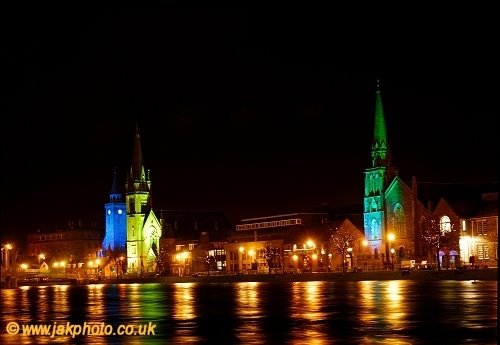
[2,7,497,247]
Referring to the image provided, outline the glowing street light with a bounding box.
[386,233,395,269]
[347,247,353,272]
[3,244,12,272]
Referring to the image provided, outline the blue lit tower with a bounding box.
[363,79,397,259]
[102,167,127,255]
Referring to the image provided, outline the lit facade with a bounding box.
[102,167,126,254]
[27,224,103,263]
[125,125,162,275]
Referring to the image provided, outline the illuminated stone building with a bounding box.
[463,192,498,267]
[225,213,339,274]
[27,221,103,263]
[158,211,231,276]
[102,167,126,255]
[363,79,428,267]
[424,189,498,268]
[125,125,162,275]
[363,80,497,269]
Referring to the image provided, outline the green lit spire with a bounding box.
[371,79,390,167]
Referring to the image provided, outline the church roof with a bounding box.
[417,182,498,218]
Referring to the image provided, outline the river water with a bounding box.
[1,280,497,344]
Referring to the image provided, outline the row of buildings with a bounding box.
[11,80,498,278]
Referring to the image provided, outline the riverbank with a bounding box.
[120,268,498,284]
[8,268,496,288]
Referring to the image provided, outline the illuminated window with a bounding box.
[477,244,489,260]
[394,203,406,237]
[371,219,379,240]
[440,216,451,235]
[118,209,122,214]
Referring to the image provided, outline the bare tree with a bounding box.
[421,218,447,271]
[197,251,214,276]
[262,245,281,274]
[329,226,358,273]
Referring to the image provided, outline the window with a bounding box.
[371,219,379,240]
[473,220,487,235]
[394,203,406,237]
[477,244,490,260]
[440,216,451,235]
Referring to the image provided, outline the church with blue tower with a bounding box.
[102,167,127,255]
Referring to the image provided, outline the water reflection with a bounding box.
[172,282,198,343]
[290,281,328,344]
[0,280,496,345]
[235,282,263,344]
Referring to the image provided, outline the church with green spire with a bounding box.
[363,79,430,268]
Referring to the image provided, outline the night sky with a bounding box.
[2,7,497,247]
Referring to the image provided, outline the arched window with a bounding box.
[440,216,451,235]
[399,246,406,259]
[371,219,379,240]
[369,175,375,195]
[394,203,406,237]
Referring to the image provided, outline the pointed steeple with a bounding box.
[371,79,391,167]
[110,167,121,202]
[130,123,146,182]
[125,122,152,204]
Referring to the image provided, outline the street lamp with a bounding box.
[238,246,245,274]
[248,249,255,271]
[4,244,12,273]
[362,239,368,252]
[347,247,353,272]
[311,253,318,272]
[390,248,395,271]
[386,233,395,269]
[95,259,101,280]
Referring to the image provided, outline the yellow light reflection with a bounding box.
[52,285,70,318]
[383,281,406,330]
[172,282,196,320]
[172,282,199,343]
[126,283,142,321]
[235,282,263,344]
[87,284,106,323]
[290,281,328,344]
